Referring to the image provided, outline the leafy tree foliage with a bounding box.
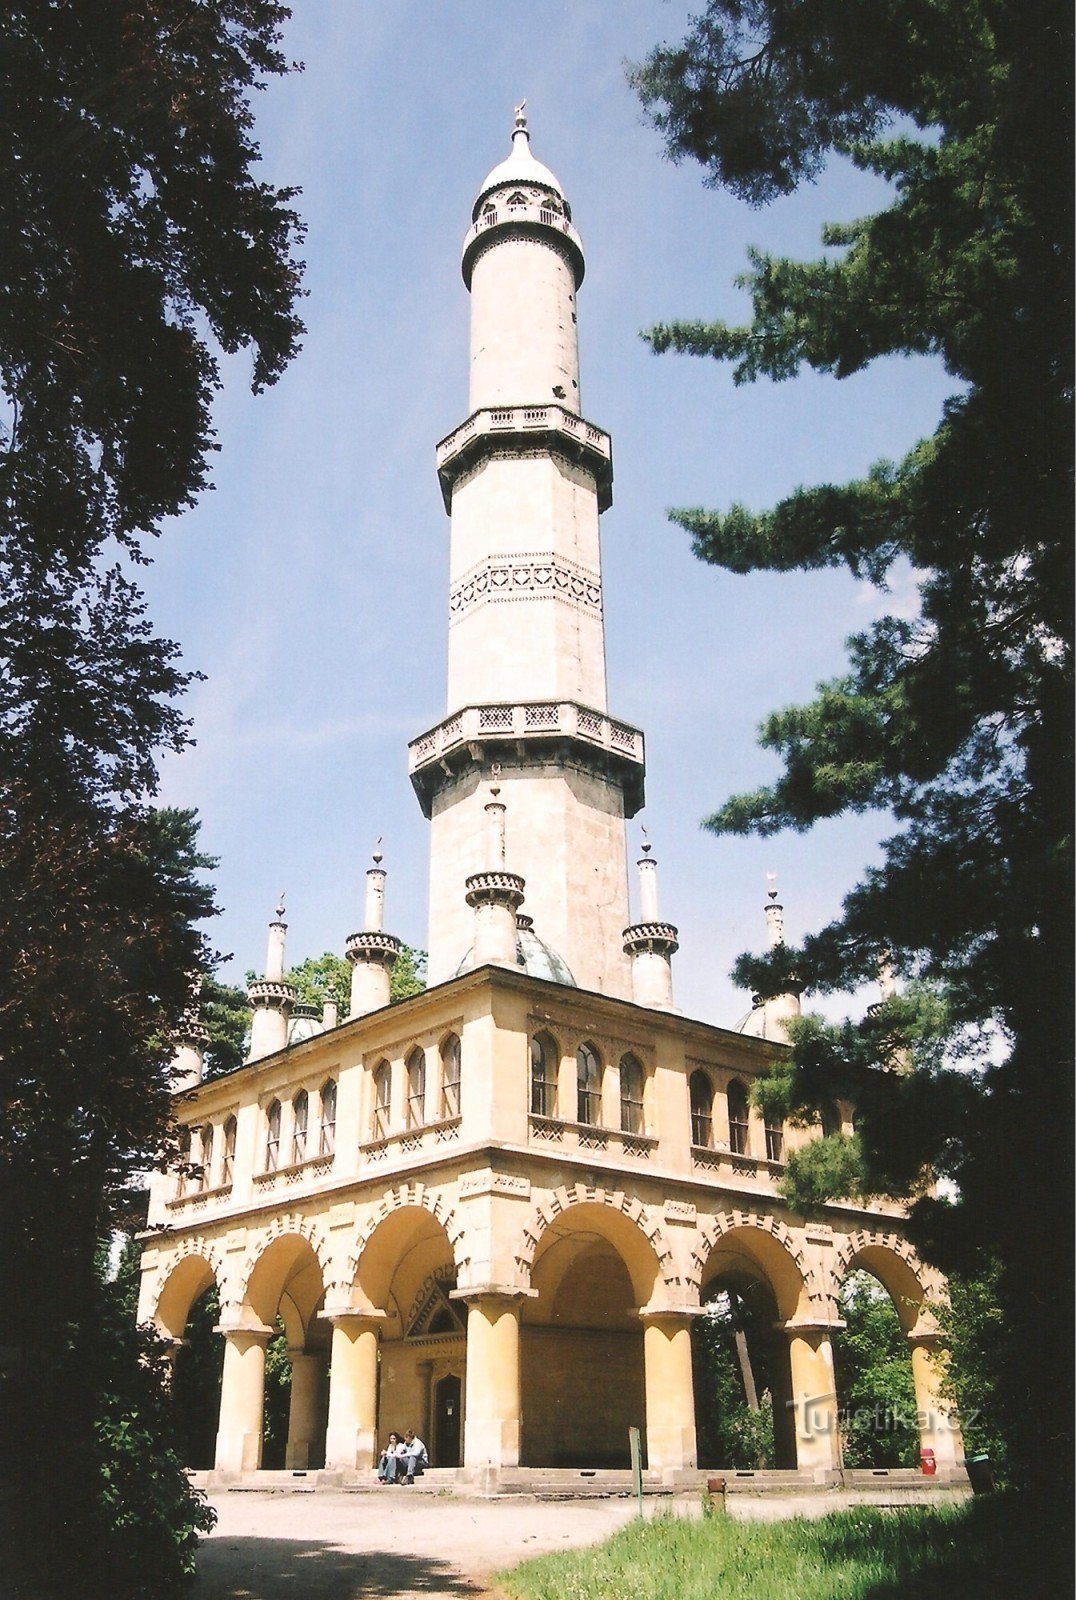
[834,1271,918,1468]
[0,4,305,1591]
[633,0,1072,1494]
[692,1286,778,1468]
[201,975,253,1078]
[281,945,428,1014]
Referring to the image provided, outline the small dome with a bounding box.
[288,1003,322,1046]
[454,915,576,988]
[473,114,566,219]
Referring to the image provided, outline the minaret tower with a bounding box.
[410,107,644,994]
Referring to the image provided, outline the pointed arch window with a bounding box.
[506,190,527,207]
[292,1089,309,1164]
[198,1124,214,1190]
[764,1111,784,1163]
[265,1100,282,1172]
[619,1053,644,1135]
[221,1115,237,1186]
[319,1079,337,1156]
[727,1079,750,1155]
[372,1060,391,1140]
[576,1042,602,1126]
[406,1049,426,1129]
[176,1125,192,1197]
[821,1101,842,1139]
[690,1071,714,1148]
[440,1034,461,1120]
[530,1032,558,1119]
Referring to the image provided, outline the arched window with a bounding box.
[506,190,527,207]
[440,1034,461,1119]
[727,1079,750,1155]
[265,1100,281,1172]
[372,1060,391,1139]
[176,1125,192,1197]
[821,1101,842,1139]
[198,1124,213,1190]
[530,1032,557,1119]
[406,1049,426,1128]
[764,1110,784,1163]
[620,1054,644,1135]
[576,1043,602,1125]
[292,1089,309,1164]
[221,1115,237,1185]
[690,1071,714,1148]
[319,1080,337,1156]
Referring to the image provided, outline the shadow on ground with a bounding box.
[196,1535,483,1600]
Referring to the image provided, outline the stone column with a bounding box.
[783,1322,842,1477]
[214,1326,271,1473]
[909,1333,962,1474]
[458,1292,523,1469]
[641,1310,697,1473]
[285,1351,323,1469]
[324,1314,381,1470]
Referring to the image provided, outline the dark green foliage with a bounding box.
[282,945,428,1015]
[935,1264,1009,1476]
[389,944,428,1003]
[0,4,305,1590]
[200,976,252,1078]
[172,1288,225,1472]
[261,1318,293,1469]
[692,1287,777,1468]
[834,1271,918,1468]
[633,0,1073,1495]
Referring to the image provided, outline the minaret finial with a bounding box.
[514,98,527,133]
[372,837,383,866]
[275,891,286,922]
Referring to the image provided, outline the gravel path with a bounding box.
[194,1490,638,1600]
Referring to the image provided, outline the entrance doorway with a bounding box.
[434,1373,462,1466]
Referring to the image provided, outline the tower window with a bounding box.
[530,1032,558,1119]
[690,1071,713,1148]
[406,1048,426,1128]
[292,1089,309,1164]
[506,190,527,208]
[265,1100,281,1172]
[727,1079,750,1156]
[620,1054,644,1135]
[576,1043,602,1126]
[320,1080,337,1156]
[372,1060,391,1139]
[441,1034,462,1119]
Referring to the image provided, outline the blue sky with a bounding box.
[144,2,954,1025]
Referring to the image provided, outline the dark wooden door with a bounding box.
[434,1373,462,1466]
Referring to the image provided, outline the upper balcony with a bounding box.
[435,404,612,513]
[408,700,645,817]
[461,198,585,289]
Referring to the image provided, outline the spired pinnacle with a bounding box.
[514,98,527,134]
[372,837,383,866]
[766,871,779,903]
[275,891,286,921]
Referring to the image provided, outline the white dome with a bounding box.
[473,120,565,218]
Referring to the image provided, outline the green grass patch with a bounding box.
[497,1499,1038,1600]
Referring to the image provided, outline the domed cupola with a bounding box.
[462,103,584,290]
[472,101,570,219]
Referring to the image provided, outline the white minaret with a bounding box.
[410,107,643,994]
[247,897,298,1061]
[345,846,403,1018]
[761,874,802,1041]
[623,839,679,1011]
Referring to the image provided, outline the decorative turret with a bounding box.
[345,846,402,1018]
[623,837,679,1010]
[759,874,802,1042]
[247,897,298,1061]
[411,109,642,996]
[464,782,526,968]
[170,977,209,1093]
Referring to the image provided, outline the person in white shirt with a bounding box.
[401,1428,428,1483]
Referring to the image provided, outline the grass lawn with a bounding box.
[496,1497,1048,1600]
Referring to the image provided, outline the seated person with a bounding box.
[376,1432,406,1483]
[400,1428,428,1483]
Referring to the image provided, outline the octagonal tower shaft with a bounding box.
[413,119,644,996]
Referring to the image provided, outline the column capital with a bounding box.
[638,1303,699,1326]
[318,1306,387,1329]
[778,1318,845,1338]
[906,1326,945,1350]
[213,1320,274,1343]
[449,1283,536,1305]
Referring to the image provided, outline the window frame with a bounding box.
[265,1099,282,1172]
[576,1042,602,1126]
[221,1115,237,1185]
[530,1032,558,1119]
[406,1048,427,1129]
[690,1070,714,1149]
[371,1060,391,1140]
[619,1053,645,1135]
[319,1079,337,1156]
[440,1034,461,1120]
[727,1079,750,1156]
[292,1089,309,1165]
